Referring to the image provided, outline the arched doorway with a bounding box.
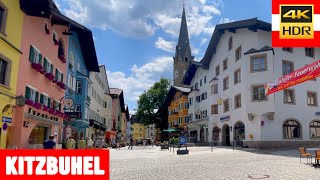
[200,126,205,143]
[234,121,245,140]
[212,126,219,142]
[222,124,230,146]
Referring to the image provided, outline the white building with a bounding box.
[145,124,156,139]
[87,65,109,141]
[184,18,320,148]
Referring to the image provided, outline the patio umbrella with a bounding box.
[163,128,179,133]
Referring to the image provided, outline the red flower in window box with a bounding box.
[33,102,42,109]
[58,54,66,63]
[40,69,46,74]
[42,105,49,111]
[57,81,66,89]
[48,108,55,114]
[52,79,57,83]
[45,73,55,81]
[31,63,43,72]
[25,99,34,106]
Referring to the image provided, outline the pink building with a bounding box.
[12,1,69,149]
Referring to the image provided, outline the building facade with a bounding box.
[132,123,145,141]
[64,31,99,141]
[87,65,109,141]
[0,0,24,149]
[110,88,125,141]
[13,1,69,149]
[184,18,320,148]
[144,124,156,139]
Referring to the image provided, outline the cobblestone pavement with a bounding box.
[110,146,320,180]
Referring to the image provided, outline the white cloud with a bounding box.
[155,37,175,53]
[200,38,208,45]
[57,0,222,38]
[107,56,173,104]
[220,18,234,24]
[203,26,215,35]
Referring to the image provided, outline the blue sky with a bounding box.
[54,0,271,113]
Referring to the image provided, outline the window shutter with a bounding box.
[43,58,47,72]
[25,87,31,99]
[40,94,44,104]
[61,73,63,83]
[35,91,39,103]
[55,69,58,81]
[50,64,53,74]
[73,77,76,91]
[39,53,42,65]
[48,98,51,108]
[29,46,35,62]
[58,103,61,111]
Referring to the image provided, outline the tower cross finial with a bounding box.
[183,0,185,8]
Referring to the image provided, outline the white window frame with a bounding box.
[27,86,37,102]
[52,30,58,43]
[45,57,53,74]
[31,45,41,64]
[56,68,62,82]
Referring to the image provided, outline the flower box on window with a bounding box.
[58,54,66,63]
[33,102,42,109]
[25,99,34,106]
[31,63,43,72]
[54,40,59,45]
[40,69,46,74]
[45,73,55,81]
[42,105,49,111]
[48,108,55,114]
[52,79,57,83]
[56,81,66,89]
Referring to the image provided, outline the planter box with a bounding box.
[58,54,66,63]
[45,73,55,81]
[42,106,49,111]
[31,63,43,72]
[25,99,34,106]
[33,102,42,109]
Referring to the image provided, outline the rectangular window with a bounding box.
[211,104,218,114]
[251,54,267,72]
[284,89,295,104]
[223,59,228,71]
[305,48,315,58]
[55,69,63,82]
[223,77,229,90]
[204,76,206,84]
[200,79,202,87]
[234,68,241,84]
[189,97,193,105]
[235,46,242,61]
[223,99,229,112]
[282,60,294,76]
[252,85,266,101]
[0,59,7,85]
[29,46,42,64]
[195,83,198,90]
[235,94,241,108]
[283,48,293,53]
[184,102,189,109]
[179,103,182,110]
[0,5,7,34]
[25,86,39,102]
[53,31,58,43]
[75,105,81,112]
[43,58,53,74]
[76,81,82,94]
[212,84,218,94]
[216,65,220,76]
[307,92,317,106]
[40,93,49,107]
[184,116,189,124]
[196,96,201,102]
[202,110,207,118]
[0,6,4,30]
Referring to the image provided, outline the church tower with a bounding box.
[173,6,194,87]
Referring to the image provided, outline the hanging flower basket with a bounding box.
[45,73,55,81]
[42,105,49,111]
[58,54,66,63]
[31,63,43,72]
[33,102,42,109]
[25,99,34,106]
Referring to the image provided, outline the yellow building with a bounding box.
[165,86,191,129]
[132,123,145,140]
[0,0,24,149]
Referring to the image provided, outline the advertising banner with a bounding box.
[265,60,320,95]
[0,149,109,180]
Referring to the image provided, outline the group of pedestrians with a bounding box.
[43,135,95,149]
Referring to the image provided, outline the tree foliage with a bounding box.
[136,78,171,125]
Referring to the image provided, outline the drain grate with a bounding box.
[248,174,270,179]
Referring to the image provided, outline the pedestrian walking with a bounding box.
[66,137,76,149]
[87,137,94,149]
[143,139,146,147]
[43,135,56,149]
[128,138,133,150]
[151,138,154,147]
[78,137,86,149]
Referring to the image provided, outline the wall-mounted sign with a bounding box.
[2,117,12,123]
[220,115,230,122]
[315,112,320,116]
[63,98,74,108]
[2,123,8,131]
[23,121,30,127]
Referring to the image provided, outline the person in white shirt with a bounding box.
[87,137,94,149]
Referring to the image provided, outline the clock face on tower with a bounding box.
[64,99,74,108]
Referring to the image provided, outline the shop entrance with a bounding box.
[222,124,230,146]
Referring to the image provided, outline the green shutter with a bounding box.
[40,94,44,104]
[29,46,35,62]
[35,92,39,103]
[55,69,58,81]
[39,53,42,65]
[47,98,51,108]
[43,58,47,72]
[25,87,31,99]
[61,73,63,83]
[50,64,53,74]
[58,103,61,111]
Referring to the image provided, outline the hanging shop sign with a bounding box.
[220,115,230,122]
[265,60,320,95]
[2,116,12,123]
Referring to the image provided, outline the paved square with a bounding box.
[110,146,320,180]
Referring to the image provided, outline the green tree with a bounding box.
[136,78,171,125]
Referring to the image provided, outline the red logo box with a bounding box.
[272,0,320,47]
[0,150,109,180]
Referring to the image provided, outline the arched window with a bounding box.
[58,39,66,62]
[310,121,320,138]
[283,120,301,139]
[212,127,219,141]
[228,37,233,51]
[234,121,245,139]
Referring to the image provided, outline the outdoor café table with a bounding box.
[306,148,320,166]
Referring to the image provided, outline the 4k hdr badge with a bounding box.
[272,0,320,47]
